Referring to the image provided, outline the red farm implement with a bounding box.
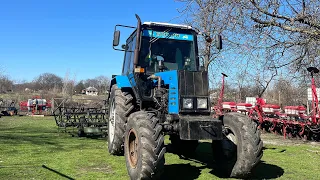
[19,96,52,116]
[212,73,239,117]
[213,67,320,141]
[212,73,250,117]
[248,67,320,141]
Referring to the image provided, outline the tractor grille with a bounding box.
[178,70,209,97]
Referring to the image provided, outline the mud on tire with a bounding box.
[124,111,166,180]
[108,84,134,155]
[212,112,263,178]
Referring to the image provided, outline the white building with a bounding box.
[85,87,98,96]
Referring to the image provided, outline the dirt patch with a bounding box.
[261,132,320,146]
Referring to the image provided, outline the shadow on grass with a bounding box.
[42,165,75,180]
[162,163,203,180]
[164,142,284,179]
[1,126,58,134]
[263,146,287,153]
[0,134,61,146]
[69,130,107,141]
[249,161,284,179]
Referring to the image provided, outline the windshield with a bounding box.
[139,30,196,73]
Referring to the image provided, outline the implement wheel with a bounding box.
[108,84,134,155]
[124,111,166,180]
[212,112,263,178]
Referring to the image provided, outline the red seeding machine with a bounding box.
[213,67,320,142]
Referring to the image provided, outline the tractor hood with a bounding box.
[154,70,210,114]
[178,70,209,97]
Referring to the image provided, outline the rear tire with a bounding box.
[124,111,166,180]
[212,112,263,178]
[108,84,134,155]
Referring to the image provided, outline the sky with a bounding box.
[0,0,186,83]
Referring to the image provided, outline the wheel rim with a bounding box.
[127,128,138,168]
[221,126,237,160]
[108,100,116,143]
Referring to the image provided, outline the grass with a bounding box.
[0,116,320,180]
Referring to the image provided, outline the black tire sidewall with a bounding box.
[212,115,241,174]
[124,112,165,180]
[124,117,143,180]
[222,114,243,165]
[212,113,262,178]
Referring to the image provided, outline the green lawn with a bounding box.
[0,116,320,180]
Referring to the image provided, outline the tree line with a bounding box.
[0,72,110,96]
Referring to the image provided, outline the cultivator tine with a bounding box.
[52,98,109,136]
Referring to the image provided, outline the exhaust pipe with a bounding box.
[134,14,141,68]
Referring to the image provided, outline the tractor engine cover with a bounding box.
[179,116,223,140]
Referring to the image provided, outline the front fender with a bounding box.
[108,75,132,102]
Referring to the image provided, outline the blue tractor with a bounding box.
[108,14,263,179]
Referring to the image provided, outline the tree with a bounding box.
[247,0,320,71]
[83,78,99,89]
[82,76,110,95]
[74,80,85,94]
[95,75,110,94]
[175,0,320,98]
[62,71,75,98]
[174,0,264,90]
[33,73,63,91]
[0,73,13,93]
[174,0,229,71]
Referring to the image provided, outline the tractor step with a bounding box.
[179,116,223,140]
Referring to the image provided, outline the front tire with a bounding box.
[108,85,134,155]
[124,111,166,180]
[212,112,263,178]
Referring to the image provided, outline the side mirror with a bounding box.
[215,34,222,50]
[113,30,120,46]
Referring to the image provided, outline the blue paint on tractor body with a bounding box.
[114,75,131,88]
[114,71,179,114]
[155,70,179,114]
[127,73,136,86]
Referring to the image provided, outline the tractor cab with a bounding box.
[138,22,198,73]
[112,18,222,114]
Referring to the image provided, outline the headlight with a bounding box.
[197,98,208,109]
[182,98,193,109]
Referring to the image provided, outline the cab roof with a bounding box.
[142,22,193,30]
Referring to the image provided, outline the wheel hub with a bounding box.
[128,129,138,168]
